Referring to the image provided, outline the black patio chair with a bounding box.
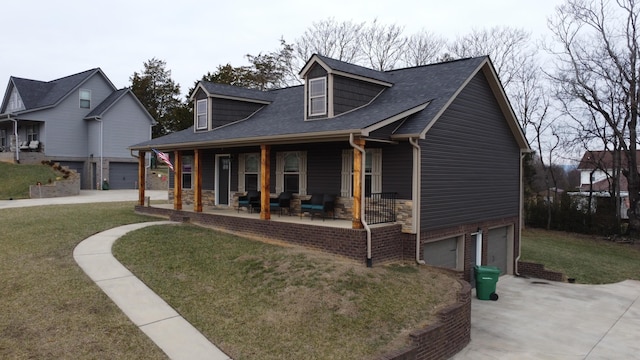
[270,191,292,216]
[300,193,335,220]
[238,190,260,213]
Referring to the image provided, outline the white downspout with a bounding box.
[349,134,372,267]
[409,138,426,265]
[96,117,103,190]
[9,117,19,163]
[515,151,526,275]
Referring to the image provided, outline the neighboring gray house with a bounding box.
[131,54,530,281]
[0,68,155,189]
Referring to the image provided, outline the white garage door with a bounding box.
[423,237,460,270]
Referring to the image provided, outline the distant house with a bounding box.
[574,150,640,219]
[0,69,155,189]
[131,54,530,279]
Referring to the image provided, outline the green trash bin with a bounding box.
[474,265,500,301]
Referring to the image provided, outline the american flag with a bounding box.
[152,148,174,171]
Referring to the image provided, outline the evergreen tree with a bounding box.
[130,58,190,137]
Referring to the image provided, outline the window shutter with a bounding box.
[275,152,284,193]
[341,149,352,197]
[299,151,307,195]
[238,154,246,192]
[372,149,382,193]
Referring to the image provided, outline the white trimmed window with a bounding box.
[238,153,261,192]
[308,77,327,116]
[276,151,307,195]
[196,99,207,130]
[27,125,38,142]
[182,156,193,189]
[341,148,382,197]
[79,89,91,109]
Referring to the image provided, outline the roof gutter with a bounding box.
[409,137,425,265]
[350,133,372,267]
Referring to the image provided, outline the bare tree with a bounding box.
[403,30,447,66]
[547,0,640,233]
[448,26,533,88]
[294,18,365,66]
[360,19,407,70]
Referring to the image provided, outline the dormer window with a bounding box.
[308,77,327,116]
[196,99,207,130]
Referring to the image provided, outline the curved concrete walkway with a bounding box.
[73,221,231,360]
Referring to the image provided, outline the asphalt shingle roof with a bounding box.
[132,56,489,149]
[8,68,100,112]
[84,88,128,119]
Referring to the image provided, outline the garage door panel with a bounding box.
[109,163,138,189]
[487,227,508,275]
[424,237,458,269]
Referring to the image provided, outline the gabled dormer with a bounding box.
[190,82,274,132]
[299,54,394,120]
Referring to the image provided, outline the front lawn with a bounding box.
[0,162,62,199]
[113,224,461,360]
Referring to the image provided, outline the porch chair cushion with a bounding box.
[28,140,40,151]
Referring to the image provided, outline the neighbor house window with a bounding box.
[80,89,91,109]
[182,156,193,189]
[238,153,260,192]
[27,125,38,142]
[276,151,307,195]
[308,77,327,116]
[196,99,207,130]
[0,129,6,150]
[341,148,382,197]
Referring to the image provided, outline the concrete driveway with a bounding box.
[452,275,640,359]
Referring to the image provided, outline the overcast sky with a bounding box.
[2,0,566,99]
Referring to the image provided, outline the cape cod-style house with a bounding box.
[130,54,530,282]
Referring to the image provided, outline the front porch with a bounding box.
[135,202,412,265]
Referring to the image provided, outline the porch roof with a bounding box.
[130,56,507,151]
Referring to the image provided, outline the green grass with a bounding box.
[0,203,167,359]
[0,162,62,199]
[113,225,460,360]
[521,228,640,284]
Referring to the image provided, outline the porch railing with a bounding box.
[365,192,397,225]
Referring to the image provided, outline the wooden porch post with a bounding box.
[193,149,202,212]
[352,138,365,229]
[260,144,271,220]
[138,150,146,206]
[173,151,182,210]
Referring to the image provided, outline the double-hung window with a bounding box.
[276,151,307,195]
[27,125,38,142]
[308,77,327,116]
[238,153,260,192]
[182,156,193,189]
[79,89,91,109]
[341,148,382,197]
[196,99,207,130]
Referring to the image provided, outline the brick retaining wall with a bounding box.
[517,261,565,282]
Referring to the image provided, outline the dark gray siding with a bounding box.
[381,143,412,199]
[421,72,520,229]
[202,149,215,190]
[195,88,207,100]
[306,143,342,194]
[211,98,263,129]
[333,75,385,115]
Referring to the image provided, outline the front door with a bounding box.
[216,155,230,205]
